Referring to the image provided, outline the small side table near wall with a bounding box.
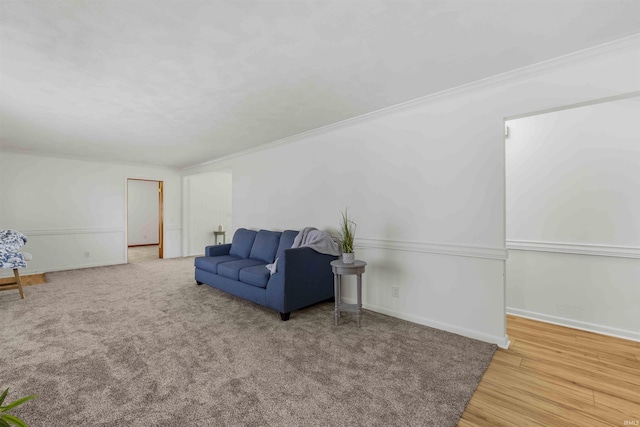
[213,231,226,245]
[331,260,367,327]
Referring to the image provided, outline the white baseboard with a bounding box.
[342,297,509,348]
[507,307,640,343]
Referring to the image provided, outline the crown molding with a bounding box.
[504,91,640,121]
[183,33,640,172]
[0,149,179,171]
[356,237,506,260]
[507,240,640,259]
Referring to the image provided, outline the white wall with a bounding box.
[127,179,159,246]
[183,171,232,256]
[506,97,640,341]
[0,152,182,277]
[507,251,639,339]
[506,97,640,246]
[183,40,640,347]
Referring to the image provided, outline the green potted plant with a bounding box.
[1,388,36,427]
[339,208,356,264]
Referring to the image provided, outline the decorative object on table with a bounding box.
[338,208,356,264]
[331,259,367,327]
[217,224,223,232]
[0,229,32,299]
[1,387,36,427]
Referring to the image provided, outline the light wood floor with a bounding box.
[459,315,640,426]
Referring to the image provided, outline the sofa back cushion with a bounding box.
[229,228,258,258]
[249,230,282,263]
[275,230,299,261]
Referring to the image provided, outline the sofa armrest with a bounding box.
[266,247,337,313]
[205,244,231,257]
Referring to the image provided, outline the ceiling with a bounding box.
[1,0,639,169]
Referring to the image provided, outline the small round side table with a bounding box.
[330,259,367,327]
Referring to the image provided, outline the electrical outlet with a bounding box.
[84,251,91,258]
[392,286,399,298]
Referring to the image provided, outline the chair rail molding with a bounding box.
[506,239,640,259]
[20,227,125,236]
[356,237,507,260]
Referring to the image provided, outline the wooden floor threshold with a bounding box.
[459,315,640,426]
[0,273,46,287]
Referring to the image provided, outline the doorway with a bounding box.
[127,179,164,262]
[504,93,640,339]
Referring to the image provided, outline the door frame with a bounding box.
[502,92,638,338]
[126,178,164,260]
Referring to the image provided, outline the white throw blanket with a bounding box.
[292,227,342,256]
[266,227,341,276]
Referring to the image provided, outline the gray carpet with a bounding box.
[127,245,159,263]
[0,257,496,426]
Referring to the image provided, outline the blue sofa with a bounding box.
[194,228,337,320]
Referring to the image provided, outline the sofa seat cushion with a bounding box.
[195,255,241,274]
[239,264,271,288]
[218,258,265,281]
